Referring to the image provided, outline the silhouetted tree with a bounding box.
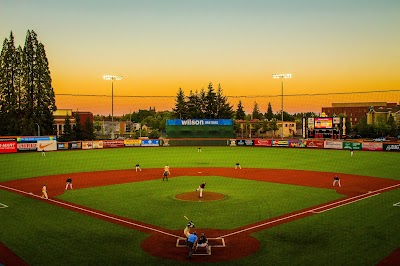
[235,100,246,120]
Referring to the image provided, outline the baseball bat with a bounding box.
[184,215,189,221]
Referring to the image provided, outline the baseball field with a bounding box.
[0,146,399,265]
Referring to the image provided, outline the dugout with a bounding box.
[166,119,234,139]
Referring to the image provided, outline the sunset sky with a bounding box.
[1,0,399,115]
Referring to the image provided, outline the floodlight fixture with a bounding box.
[103,74,123,139]
[272,73,292,139]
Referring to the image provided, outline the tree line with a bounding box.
[173,83,234,119]
[58,113,96,142]
[0,31,56,136]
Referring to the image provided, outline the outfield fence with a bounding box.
[1,136,399,153]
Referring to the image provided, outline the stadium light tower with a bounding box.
[272,73,292,139]
[103,75,123,139]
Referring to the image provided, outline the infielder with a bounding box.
[135,163,142,172]
[333,176,341,187]
[235,162,241,169]
[163,164,170,181]
[196,182,206,198]
[65,178,73,190]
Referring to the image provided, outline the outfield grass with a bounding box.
[236,189,400,266]
[1,147,399,182]
[1,147,399,265]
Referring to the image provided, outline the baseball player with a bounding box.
[196,182,206,198]
[196,233,210,254]
[184,220,195,237]
[41,184,48,199]
[135,163,142,172]
[333,176,341,187]
[235,162,241,169]
[65,178,73,190]
[163,164,170,181]
[350,148,354,156]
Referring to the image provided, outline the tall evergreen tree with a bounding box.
[215,84,233,119]
[205,82,217,118]
[172,87,187,119]
[197,88,207,119]
[17,30,56,135]
[265,102,274,121]
[62,114,73,141]
[252,101,262,120]
[83,116,95,140]
[187,90,201,118]
[73,113,83,140]
[0,32,20,135]
[235,100,246,120]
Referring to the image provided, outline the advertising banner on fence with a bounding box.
[17,136,56,142]
[306,140,324,148]
[68,142,82,150]
[229,139,237,146]
[289,139,306,148]
[324,141,343,150]
[254,139,272,147]
[362,142,383,151]
[37,140,57,151]
[0,139,17,153]
[343,142,362,150]
[17,142,37,151]
[124,139,141,147]
[383,143,400,152]
[92,141,104,149]
[141,139,160,146]
[57,142,69,150]
[272,140,289,147]
[82,141,93,150]
[103,140,124,148]
[236,139,254,146]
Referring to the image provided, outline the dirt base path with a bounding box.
[1,168,399,263]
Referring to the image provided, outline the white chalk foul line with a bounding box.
[310,193,380,214]
[0,202,9,208]
[0,184,181,238]
[218,183,400,239]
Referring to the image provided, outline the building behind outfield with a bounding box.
[166,119,234,138]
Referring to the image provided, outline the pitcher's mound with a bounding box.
[176,191,225,201]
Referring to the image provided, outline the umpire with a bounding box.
[186,231,198,259]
